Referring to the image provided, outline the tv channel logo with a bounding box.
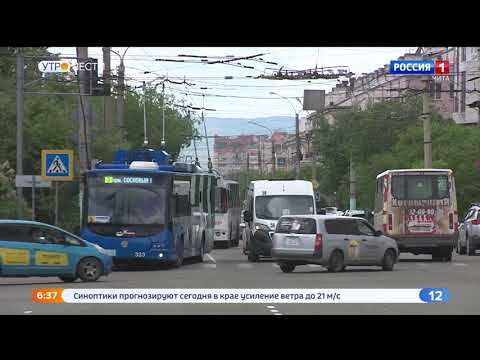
[389,60,449,75]
[38,60,98,74]
[38,60,71,73]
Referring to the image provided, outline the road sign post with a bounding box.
[32,174,35,221]
[55,182,59,226]
[15,175,51,220]
[41,150,74,225]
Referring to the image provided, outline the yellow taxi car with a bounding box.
[0,220,113,282]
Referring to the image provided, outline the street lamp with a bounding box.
[248,120,276,176]
[269,91,301,179]
[111,48,130,128]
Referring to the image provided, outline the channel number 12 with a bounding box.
[428,290,443,302]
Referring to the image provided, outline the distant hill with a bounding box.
[202,116,295,136]
[179,116,295,164]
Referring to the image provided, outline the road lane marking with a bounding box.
[267,305,276,309]
[23,310,32,314]
[202,263,217,269]
[272,264,280,269]
[452,263,468,266]
[238,263,254,269]
[308,264,322,268]
[273,313,283,315]
[270,309,279,313]
[205,254,216,263]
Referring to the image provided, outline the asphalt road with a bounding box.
[1,240,480,315]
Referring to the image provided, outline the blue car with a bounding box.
[0,220,113,282]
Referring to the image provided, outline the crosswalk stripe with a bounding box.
[237,263,254,269]
[202,264,216,269]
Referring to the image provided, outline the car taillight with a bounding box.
[472,219,480,225]
[449,213,454,229]
[388,214,393,231]
[314,234,323,253]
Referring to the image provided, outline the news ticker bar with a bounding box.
[32,288,449,304]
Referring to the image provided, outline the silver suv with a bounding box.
[457,203,480,256]
[272,215,399,273]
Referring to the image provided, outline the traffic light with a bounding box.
[80,58,111,96]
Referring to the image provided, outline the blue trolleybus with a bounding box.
[80,147,216,267]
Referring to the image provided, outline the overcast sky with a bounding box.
[48,47,414,118]
[48,47,415,163]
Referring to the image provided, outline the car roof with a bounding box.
[376,168,452,179]
[0,220,67,232]
[250,180,314,196]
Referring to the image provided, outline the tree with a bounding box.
[123,88,195,158]
[0,48,196,231]
[311,98,424,209]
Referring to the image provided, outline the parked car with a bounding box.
[271,215,399,273]
[457,203,480,256]
[343,209,374,224]
[0,220,113,282]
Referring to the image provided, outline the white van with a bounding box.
[241,180,316,262]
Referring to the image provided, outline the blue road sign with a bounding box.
[41,149,74,181]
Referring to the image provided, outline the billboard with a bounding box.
[303,90,325,111]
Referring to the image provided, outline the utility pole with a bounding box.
[422,77,432,168]
[202,111,212,171]
[271,136,276,176]
[309,129,317,190]
[77,47,91,228]
[143,81,148,146]
[162,82,166,146]
[257,137,262,175]
[349,154,356,210]
[117,57,125,129]
[349,82,357,210]
[295,113,301,179]
[16,49,24,218]
[246,151,250,189]
[102,47,112,130]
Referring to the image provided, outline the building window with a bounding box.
[461,71,466,113]
[449,78,454,99]
[461,47,466,62]
[429,81,442,100]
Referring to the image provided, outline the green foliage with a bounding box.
[307,96,480,216]
[0,48,195,230]
[123,89,195,158]
[311,98,422,209]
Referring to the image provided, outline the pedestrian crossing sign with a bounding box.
[41,150,74,181]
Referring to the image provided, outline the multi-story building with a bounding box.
[450,47,480,125]
[317,47,480,126]
[213,132,291,175]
